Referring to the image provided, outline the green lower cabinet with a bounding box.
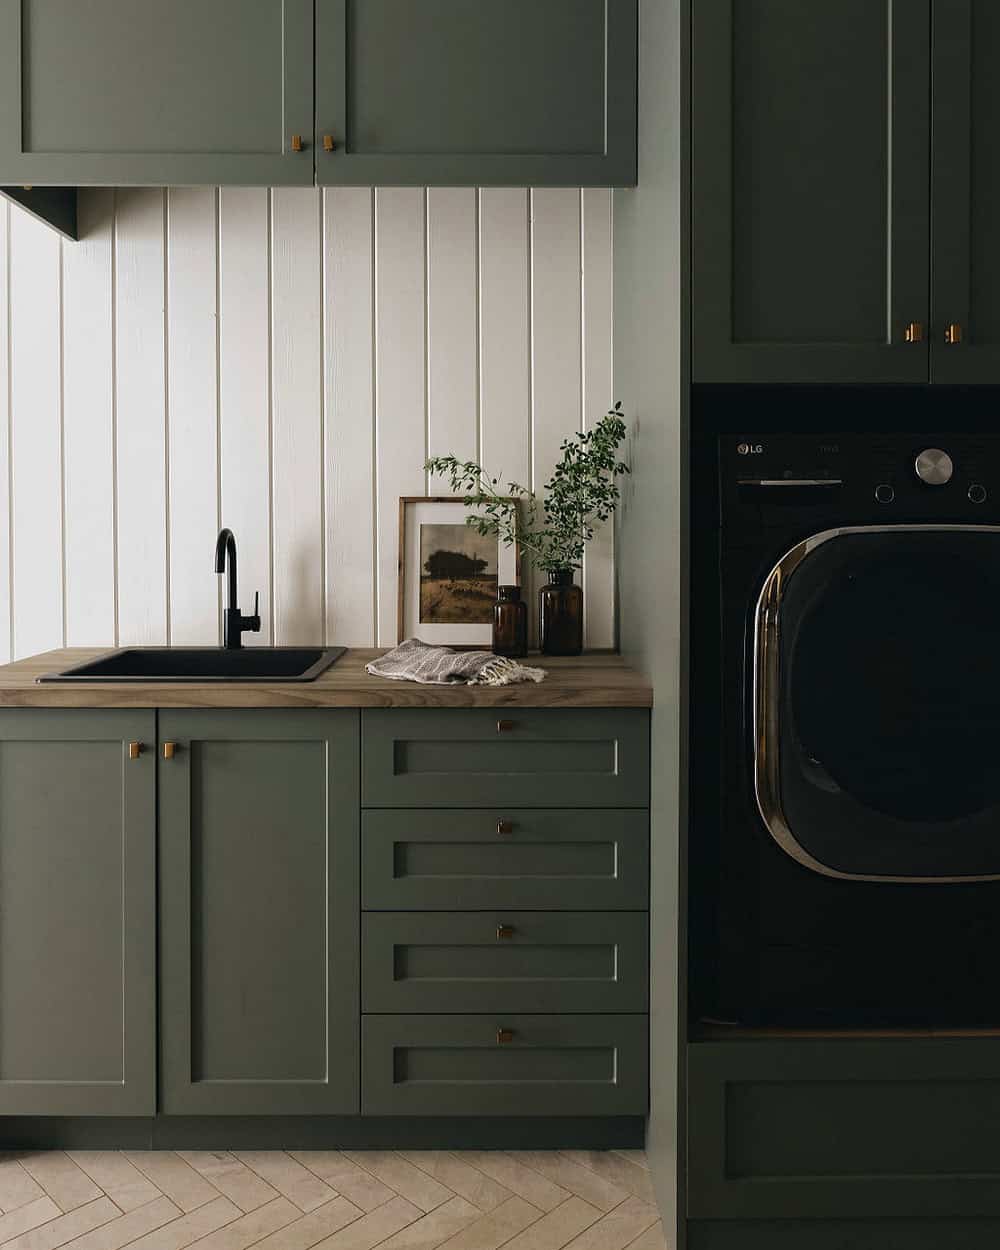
[159,710,360,1115]
[363,1014,648,1116]
[0,710,155,1115]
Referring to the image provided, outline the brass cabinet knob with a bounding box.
[497,719,514,734]
[497,1028,515,1045]
[290,134,303,152]
[903,321,924,343]
[945,322,964,344]
[497,819,514,836]
[496,924,515,940]
[128,741,143,760]
[323,134,335,152]
[162,742,177,760]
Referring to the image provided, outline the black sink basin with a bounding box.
[38,646,346,683]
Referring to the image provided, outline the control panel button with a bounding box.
[874,483,895,504]
[915,447,954,485]
[969,483,988,504]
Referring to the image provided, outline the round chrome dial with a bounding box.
[915,448,954,486]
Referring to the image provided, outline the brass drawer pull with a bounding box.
[323,134,335,152]
[290,134,303,152]
[162,742,177,760]
[497,1027,515,1045]
[497,819,514,836]
[945,322,963,344]
[496,924,515,940]
[128,741,143,760]
[904,321,924,343]
[497,719,514,733]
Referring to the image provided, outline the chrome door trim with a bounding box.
[753,524,1000,884]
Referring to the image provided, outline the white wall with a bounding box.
[0,186,615,661]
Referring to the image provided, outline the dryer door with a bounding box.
[754,525,1000,881]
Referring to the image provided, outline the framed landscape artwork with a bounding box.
[397,497,521,646]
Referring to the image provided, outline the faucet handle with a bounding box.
[250,590,261,632]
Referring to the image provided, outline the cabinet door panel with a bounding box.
[159,710,359,1114]
[693,0,930,382]
[316,0,637,185]
[0,0,313,185]
[931,1,1000,381]
[0,710,155,1115]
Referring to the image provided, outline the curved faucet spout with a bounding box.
[214,527,238,618]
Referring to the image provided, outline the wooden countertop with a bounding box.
[0,648,653,709]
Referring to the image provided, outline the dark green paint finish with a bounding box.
[362,808,649,911]
[363,1014,648,1117]
[688,1219,1000,1250]
[689,1039,1000,1220]
[0,710,155,1116]
[0,187,76,239]
[362,912,648,1014]
[158,710,360,1115]
[316,0,637,187]
[362,709,650,809]
[692,0,930,383]
[0,0,314,185]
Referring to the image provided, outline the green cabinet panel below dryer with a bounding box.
[0,705,649,1123]
[0,0,637,189]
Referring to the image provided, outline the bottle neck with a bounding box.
[549,568,575,587]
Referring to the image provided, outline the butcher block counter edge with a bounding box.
[0,648,653,709]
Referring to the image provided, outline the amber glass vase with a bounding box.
[539,569,583,656]
[492,585,528,658]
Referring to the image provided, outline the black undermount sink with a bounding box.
[38,646,347,683]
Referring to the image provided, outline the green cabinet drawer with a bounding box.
[362,709,649,808]
[363,912,648,1014]
[362,809,649,911]
[362,1014,648,1116]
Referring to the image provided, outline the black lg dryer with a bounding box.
[693,432,1000,1028]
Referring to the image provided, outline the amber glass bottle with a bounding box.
[492,585,528,657]
[539,569,583,656]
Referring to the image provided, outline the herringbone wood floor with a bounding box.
[0,1150,665,1250]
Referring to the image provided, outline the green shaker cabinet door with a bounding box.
[159,710,359,1115]
[315,0,637,186]
[931,1,1000,381]
[0,710,155,1115]
[692,0,930,383]
[0,0,314,185]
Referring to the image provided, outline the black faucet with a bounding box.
[214,528,261,650]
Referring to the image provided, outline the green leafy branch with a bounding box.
[425,404,630,574]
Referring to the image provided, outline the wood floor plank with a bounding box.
[373,1197,477,1250]
[66,1156,161,1214]
[306,1198,419,1250]
[58,1197,182,1250]
[508,1154,628,1214]
[0,1161,46,1215]
[177,1157,279,1215]
[497,1198,600,1250]
[339,1158,449,1217]
[250,1197,364,1250]
[123,1159,218,1215]
[457,1159,568,1215]
[183,1198,300,1250]
[431,1197,542,1250]
[0,1198,63,1244]
[18,1157,102,1213]
[557,1154,656,1207]
[396,1157,510,1215]
[0,1198,119,1250]
[287,1159,393,1216]
[231,1157,336,1215]
[123,1198,242,1250]
[621,1220,666,1250]
[560,1197,660,1250]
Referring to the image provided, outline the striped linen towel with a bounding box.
[366,637,546,686]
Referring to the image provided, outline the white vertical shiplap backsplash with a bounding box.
[0,186,615,661]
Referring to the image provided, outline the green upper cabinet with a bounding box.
[692,0,931,383]
[0,0,314,185]
[315,0,637,186]
[0,710,155,1116]
[158,710,360,1115]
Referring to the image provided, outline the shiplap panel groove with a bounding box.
[115,188,167,646]
[9,208,63,659]
[271,188,323,646]
[167,188,220,645]
[2,187,615,658]
[219,188,273,645]
[62,190,115,647]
